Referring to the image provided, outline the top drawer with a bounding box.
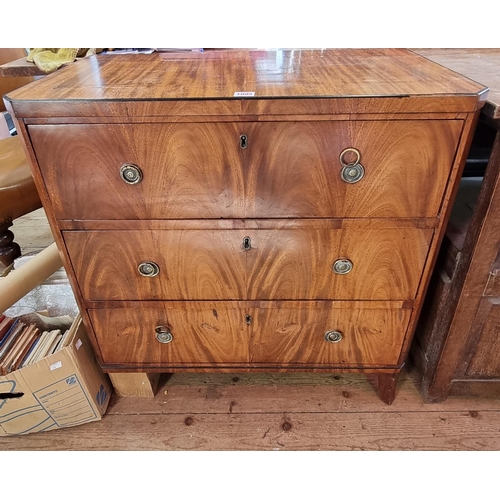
[29,120,462,220]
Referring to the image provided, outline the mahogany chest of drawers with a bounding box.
[6,49,487,403]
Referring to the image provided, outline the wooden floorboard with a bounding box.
[3,371,500,451]
[2,210,500,450]
[4,410,500,451]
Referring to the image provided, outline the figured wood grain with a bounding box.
[246,226,433,300]
[245,120,463,218]
[64,226,432,301]
[397,111,481,370]
[88,303,251,366]
[10,120,106,363]
[88,301,410,368]
[10,96,483,119]
[64,229,247,301]
[29,120,462,220]
[29,123,245,220]
[22,112,470,125]
[250,303,411,367]
[5,50,486,404]
[56,218,439,231]
[7,49,486,102]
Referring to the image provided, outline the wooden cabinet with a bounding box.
[6,49,486,403]
[409,49,500,402]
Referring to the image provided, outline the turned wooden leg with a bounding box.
[109,373,160,398]
[376,371,400,405]
[0,220,21,273]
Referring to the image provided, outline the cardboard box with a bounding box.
[0,315,111,436]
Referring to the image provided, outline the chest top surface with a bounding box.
[6,49,487,107]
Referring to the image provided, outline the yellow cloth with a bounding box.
[27,49,101,73]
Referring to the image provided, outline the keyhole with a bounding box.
[240,135,248,149]
[245,314,252,324]
[242,236,251,251]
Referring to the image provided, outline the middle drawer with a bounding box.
[64,223,432,301]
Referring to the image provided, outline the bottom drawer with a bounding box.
[88,301,412,368]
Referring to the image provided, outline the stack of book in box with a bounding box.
[0,314,74,376]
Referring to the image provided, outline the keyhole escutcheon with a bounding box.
[240,134,248,149]
[242,236,252,251]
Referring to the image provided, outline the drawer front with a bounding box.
[64,229,247,301]
[89,303,250,366]
[65,225,432,301]
[29,123,246,220]
[30,120,462,220]
[89,301,411,367]
[246,225,433,300]
[244,120,462,218]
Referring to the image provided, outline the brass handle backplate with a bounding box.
[155,326,173,344]
[138,261,160,277]
[324,330,343,343]
[332,259,353,275]
[120,163,143,185]
[339,148,365,184]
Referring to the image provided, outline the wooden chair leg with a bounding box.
[376,371,400,405]
[0,220,20,273]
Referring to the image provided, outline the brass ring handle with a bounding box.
[332,259,353,275]
[324,330,343,343]
[155,326,173,344]
[138,261,160,277]
[339,148,365,184]
[120,163,143,185]
[339,147,361,167]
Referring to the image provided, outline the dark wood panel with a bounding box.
[246,120,463,218]
[246,226,433,300]
[89,301,410,368]
[418,129,500,399]
[29,123,246,220]
[64,230,247,301]
[465,299,500,377]
[483,247,500,296]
